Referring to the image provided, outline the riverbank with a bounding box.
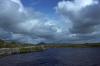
[0,46,46,58]
[0,48,100,66]
[1,44,100,58]
[1,39,100,58]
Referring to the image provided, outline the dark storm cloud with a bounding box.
[1,0,100,44]
[55,0,100,43]
[71,4,100,34]
[0,0,63,43]
[0,0,27,33]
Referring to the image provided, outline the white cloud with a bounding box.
[0,0,100,44]
[0,0,66,43]
[55,0,98,16]
[55,0,100,43]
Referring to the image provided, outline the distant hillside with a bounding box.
[0,39,34,48]
[0,39,100,48]
[0,39,100,57]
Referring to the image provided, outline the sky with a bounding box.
[0,0,100,44]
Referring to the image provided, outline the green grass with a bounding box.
[43,44,100,48]
[19,47,32,53]
[0,39,46,56]
[1,39,100,56]
[19,47,44,53]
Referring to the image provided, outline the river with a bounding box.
[0,48,100,66]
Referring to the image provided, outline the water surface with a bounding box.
[0,48,100,66]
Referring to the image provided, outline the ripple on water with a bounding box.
[17,58,67,66]
[1,48,100,66]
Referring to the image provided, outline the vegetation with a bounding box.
[0,39,100,57]
[43,43,100,48]
[0,39,46,57]
[19,46,44,53]
[0,39,35,48]
[1,39,100,49]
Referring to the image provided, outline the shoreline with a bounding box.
[0,46,46,58]
[0,46,100,58]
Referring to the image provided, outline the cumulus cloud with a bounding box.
[55,0,100,43]
[0,0,100,44]
[0,0,63,43]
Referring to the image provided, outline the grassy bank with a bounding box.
[0,46,46,58]
[42,43,100,48]
[19,46,45,53]
[0,39,46,57]
[1,39,100,57]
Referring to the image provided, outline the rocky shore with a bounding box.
[0,46,46,57]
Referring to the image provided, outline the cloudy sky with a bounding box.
[0,0,100,44]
